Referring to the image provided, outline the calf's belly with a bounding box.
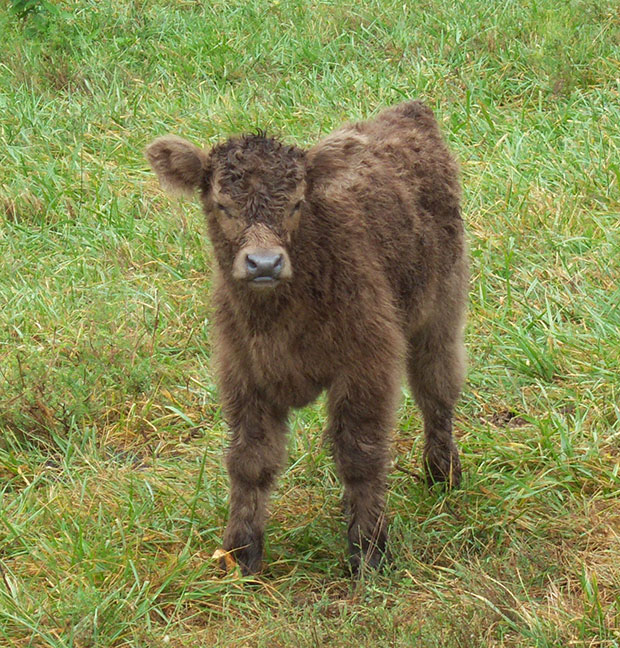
[269,378,324,410]
[253,362,325,409]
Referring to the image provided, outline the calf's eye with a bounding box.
[216,203,233,217]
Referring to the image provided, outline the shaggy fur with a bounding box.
[146,100,468,575]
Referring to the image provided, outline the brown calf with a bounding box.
[146,100,468,575]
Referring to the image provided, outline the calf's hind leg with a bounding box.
[407,315,465,487]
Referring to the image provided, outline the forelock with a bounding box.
[211,134,306,199]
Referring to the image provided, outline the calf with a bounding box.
[146,100,467,575]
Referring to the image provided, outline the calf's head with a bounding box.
[146,133,307,290]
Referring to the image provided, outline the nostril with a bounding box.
[272,254,284,274]
[246,255,258,273]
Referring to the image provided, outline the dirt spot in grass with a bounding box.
[41,53,76,92]
[40,52,91,94]
[487,409,528,428]
[2,194,45,224]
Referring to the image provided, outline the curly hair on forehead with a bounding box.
[212,132,305,164]
[210,134,306,202]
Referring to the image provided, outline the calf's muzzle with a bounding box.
[232,245,291,287]
[246,251,284,281]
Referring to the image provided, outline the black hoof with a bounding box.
[423,442,462,488]
[348,529,391,577]
[222,530,264,575]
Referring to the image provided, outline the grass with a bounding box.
[0,0,618,645]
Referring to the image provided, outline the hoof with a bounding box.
[222,530,264,576]
[423,442,462,488]
[348,528,391,577]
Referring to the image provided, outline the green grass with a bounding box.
[0,0,619,645]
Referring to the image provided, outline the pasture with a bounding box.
[0,1,618,646]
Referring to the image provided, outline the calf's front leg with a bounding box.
[221,395,288,575]
[327,375,398,575]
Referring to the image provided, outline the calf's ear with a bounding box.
[145,135,209,196]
